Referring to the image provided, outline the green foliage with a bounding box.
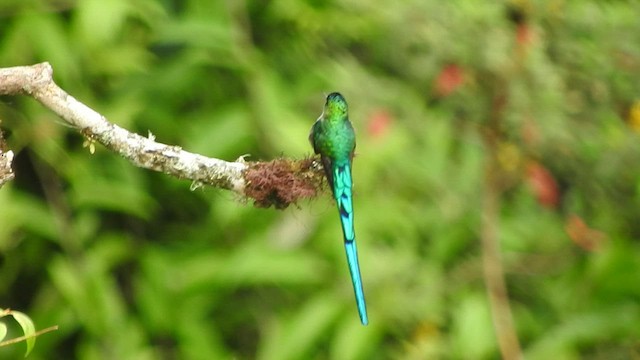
[0,308,37,357]
[1,0,640,358]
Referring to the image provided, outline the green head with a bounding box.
[324,92,348,119]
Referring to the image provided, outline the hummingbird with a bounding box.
[309,92,368,325]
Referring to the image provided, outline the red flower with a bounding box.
[565,215,607,251]
[526,161,559,208]
[433,64,464,97]
[367,109,392,139]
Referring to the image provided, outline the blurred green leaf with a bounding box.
[10,311,36,357]
[74,0,131,46]
[0,322,7,342]
[525,305,640,359]
[331,317,381,360]
[258,293,341,360]
[451,293,496,359]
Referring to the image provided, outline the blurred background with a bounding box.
[1,0,640,359]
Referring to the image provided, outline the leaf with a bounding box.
[451,294,496,358]
[258,293,341,360]
[331,317,380,360]
[10,311,36,357]
[0,322,7,342]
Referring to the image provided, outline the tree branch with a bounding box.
[0,147,14,188]
[0,62,322,207]
[0,120,14,188]
[481,158,522,360]
[479,83,523,360]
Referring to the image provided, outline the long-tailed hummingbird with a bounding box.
[309,92,368,325]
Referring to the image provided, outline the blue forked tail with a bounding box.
[333,163,368,325]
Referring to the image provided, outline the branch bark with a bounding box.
[480,83,523,360]
[0,62,247,192]
[481,158,522,360]
[0,113,13,186]
[0,134,14,188]
[0,62,321,207]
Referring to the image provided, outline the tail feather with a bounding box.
[333,163,368,325]
[344,239,368,325]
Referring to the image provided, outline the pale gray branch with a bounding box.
[0,148,14,188]
[0,62,247,193]
[0,117,14,188]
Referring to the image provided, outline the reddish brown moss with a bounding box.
[244,157,325,209]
